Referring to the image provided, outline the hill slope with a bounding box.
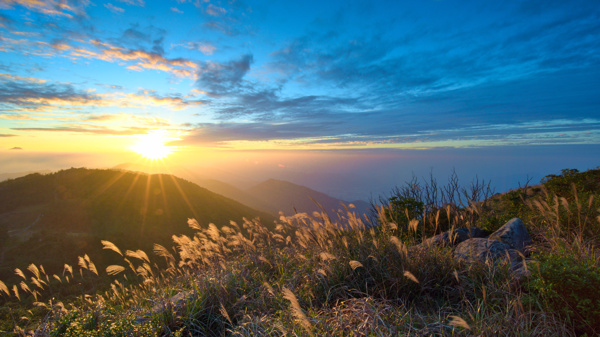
[0,168,275,280]
[245,179,371,216]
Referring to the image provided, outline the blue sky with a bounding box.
[0,0,599,198]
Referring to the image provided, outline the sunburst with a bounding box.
[130,130,178,160]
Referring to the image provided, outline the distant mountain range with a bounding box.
[0,170,52,182]
[245,179,371,216]
[0,168,275,280]
[0,165,372,281]
[113,162,372,218]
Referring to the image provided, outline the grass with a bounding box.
[0,167,599,336]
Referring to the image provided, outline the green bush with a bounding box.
[382,196,425,241]
[526,245,600,335]
[542,168,600,198]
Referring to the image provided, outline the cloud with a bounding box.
[0,134,17,137]
[12,125,153,136]
[84,113,171,127]
[203,21,244,36]
[117,24,166,55]
[0,13,13,28]
[198,1,251,36]
[104,3,125,14]
[116,0,145,6]
[0,72,203,113]
[126,90,205,109]
[0,73,46,83]
[10,147,22,150]
[88,90,205,111]
[0,0,89,18]
[196,54,253,95]
[0,77,100,110]
[52,40,198,79]
[263,1,600,106]
[178,41,216,55]
[179,117,600,149]
[213,89,360,121]
[206,4,226,16]
[171,7,183,14]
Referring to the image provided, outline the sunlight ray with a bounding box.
[140,174,152,235]
[116,171,143,214]
[157,174,172,219]
[168,174,200,222]
[90,169,129,200]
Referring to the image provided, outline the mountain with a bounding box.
[0,170,52,182]
[193,178,274,214]
[245,179,371,217]
[111,162,372,218]
[0,168,275,280]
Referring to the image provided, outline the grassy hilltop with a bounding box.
[0,168,275,282]
[0,167,599,336]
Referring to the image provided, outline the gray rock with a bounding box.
[512,262,532,280]
[453,238,521,264]
[488,218,531,252]
[428,227,488,246]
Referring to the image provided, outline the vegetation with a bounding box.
[0,168,275,282]
[0,167,598,336]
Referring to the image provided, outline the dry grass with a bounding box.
[0,174,598,336]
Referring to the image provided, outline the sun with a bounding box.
[130,130,178,160]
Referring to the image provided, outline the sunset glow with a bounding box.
[0,0,598,197]
[130,130,178,160]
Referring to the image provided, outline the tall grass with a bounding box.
[0,168,598,336]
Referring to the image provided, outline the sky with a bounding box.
[0,0,599,200]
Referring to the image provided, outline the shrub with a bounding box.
[526,239,600,335]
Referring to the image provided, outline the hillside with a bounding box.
[0,168,275,281]
[245,179,371,216]
[0,170,52,183]
[0,167,598,335]
[193,178,274,215]
[111,162,372,217]
[0,167,599,335]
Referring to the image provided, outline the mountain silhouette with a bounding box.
[244,179,371,216]
[0,168,275,280]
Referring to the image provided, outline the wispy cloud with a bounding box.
[12,125,153,136]
[206,4,226,16]
[84,113,171,127]
[176,41,216,55]
[104,3,125,14]
[0,0,89,18]
[0,76,100,111]
[50,40,198,79]
[103,90,205,110]
[178,116,600,149]
[116,0,144,7]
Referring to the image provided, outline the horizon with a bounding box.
[1,0,599,201]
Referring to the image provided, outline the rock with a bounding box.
[510,259,537,288]
[453,238,521,265]
[512,262,532,280]
[488,218,531,252]
[421,227,488,247]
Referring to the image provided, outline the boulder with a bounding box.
[453,238,521,265]
[420,227,488,247]
[488,218,531,252]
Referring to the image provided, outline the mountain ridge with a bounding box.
[0,168,275,281]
